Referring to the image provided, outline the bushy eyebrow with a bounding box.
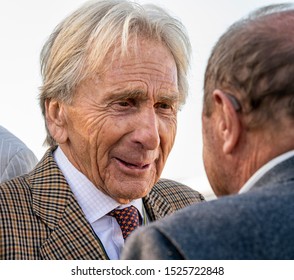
[104,89,180,104]
[157,94,180,104]
[103,89,148,103]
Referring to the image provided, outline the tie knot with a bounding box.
[108,205,141,240]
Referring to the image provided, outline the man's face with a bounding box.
[60,39,179,203]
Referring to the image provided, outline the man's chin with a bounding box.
[109,181,154,203]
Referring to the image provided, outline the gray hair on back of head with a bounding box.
[203,3,294,129]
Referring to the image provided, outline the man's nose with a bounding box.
[131,108,160,150]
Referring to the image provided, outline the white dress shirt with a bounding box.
[239,150,294,194]
[53,147,144,260]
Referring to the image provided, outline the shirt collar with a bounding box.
[53,147,143,223]
[239,150,294,194]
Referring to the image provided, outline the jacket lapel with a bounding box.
[143,180,174,221]
[30,148,108,260]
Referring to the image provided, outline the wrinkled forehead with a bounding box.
[99,37,176,72]
[87,36,176,77]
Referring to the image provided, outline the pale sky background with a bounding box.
[0,0,284,198]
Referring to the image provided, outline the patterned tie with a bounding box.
[108,205,141,240]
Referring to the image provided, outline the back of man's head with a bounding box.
[204,3,294,130]
[201,4,294,196]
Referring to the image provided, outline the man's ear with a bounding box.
[212,89,241,154]
[45,99,68,144]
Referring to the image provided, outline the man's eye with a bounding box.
[118,101,130,107]
[156,103,172,110]
[117,98,137,107]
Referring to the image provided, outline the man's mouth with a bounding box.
[115,158,151,170]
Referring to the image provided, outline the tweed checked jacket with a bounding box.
[0,148,204,260]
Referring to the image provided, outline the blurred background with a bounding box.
[0,0,283,199]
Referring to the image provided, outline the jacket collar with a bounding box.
[29,147,71,229]
[143,185,174,221]
[252,155,294,190]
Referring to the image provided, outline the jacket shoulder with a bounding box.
[151,178,205,210]
[0,175,32,203]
